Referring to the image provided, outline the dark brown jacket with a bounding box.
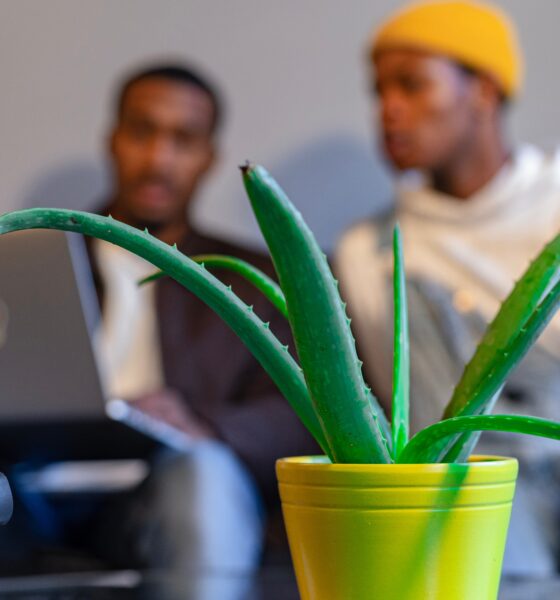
[86,227,319,508]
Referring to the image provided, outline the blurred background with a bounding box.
[0,0,558,251]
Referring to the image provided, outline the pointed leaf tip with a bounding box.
[239,161,253,175]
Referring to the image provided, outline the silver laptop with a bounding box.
[0,229,192,463]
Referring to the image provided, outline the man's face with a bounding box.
[372,49,477,171]
[109,78,216,228]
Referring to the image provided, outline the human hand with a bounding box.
[131,389,215,440]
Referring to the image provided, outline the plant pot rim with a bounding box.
[276,454,518,489]
[278,454,516,468]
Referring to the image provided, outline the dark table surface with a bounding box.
[0,569,557,599]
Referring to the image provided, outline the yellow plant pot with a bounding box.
[277,455,518,600]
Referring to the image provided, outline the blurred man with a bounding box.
[90,63,317,571]
[7,63,316,574]
[336,1,560,574]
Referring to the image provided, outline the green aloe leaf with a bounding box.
[439,392,500,464]
[138,271,166,286]
[368,391,393,454]
[391,225,409,458]
[441,276,560,462]
[398,414,560,464]
[444,233,560,420]
[139,254,288,318]
[0,208,330,456]
[242,164,391,464]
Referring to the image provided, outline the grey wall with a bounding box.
[1,1,558,251]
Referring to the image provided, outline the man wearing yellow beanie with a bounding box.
[337,0,560,576]
[368,0,521,179]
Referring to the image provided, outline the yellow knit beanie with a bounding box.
[371,1,523,98]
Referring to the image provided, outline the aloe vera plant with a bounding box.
[2,163,560,465]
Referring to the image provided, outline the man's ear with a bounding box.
[471,74,503,118]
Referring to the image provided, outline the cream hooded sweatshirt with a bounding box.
[336,145,560,444]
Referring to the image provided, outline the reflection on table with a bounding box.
[0,569,557,599]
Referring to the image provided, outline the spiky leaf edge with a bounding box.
[444,233,560,419]
[139,255,288,318]
[0,208,331,457]
[242,164,392,464]
[416,278,560,462]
